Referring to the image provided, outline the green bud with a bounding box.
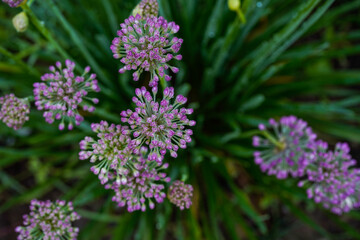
[228,0,241,11]
[12,12,28,33]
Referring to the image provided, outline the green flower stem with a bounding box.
[21,4,71,61]
[236,8,246,23]
[25,96,34,102]
[0,46,40,76]
[261,130,285,150]
[159,71,168,91]
[160,77,167,91]
[181,174,188,182]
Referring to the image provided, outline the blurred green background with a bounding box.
[1,0,360,239]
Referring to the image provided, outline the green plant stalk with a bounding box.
[25,96,35,102]
[0,46,40,76]
[160,75,167,91]
[236,8,246,23]
[261,130,285,150]
[21,4,71,60]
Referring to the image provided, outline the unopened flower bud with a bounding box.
[228,0,240,11]
[12,12,28,33]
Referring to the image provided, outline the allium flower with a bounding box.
[120,87,195,163]
[106,147,171,212]
[111,14,183,87]
[252,116,317,179]
[2,0,25,7]
[0,94,30,130]
[299,141,360,214]
[133,0,159,18]
[15,199,80,240]
[33,60,100,130]
[168,180,193,210]
[79,121,132,184]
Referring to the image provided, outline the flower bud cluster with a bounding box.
[0,94,30,130]
[80,86,196,212]
[16,200,80,240]
[34,60,100,130]
[106,147,171,212]
[121,86,195,163]
[111,14,182,88]
[168,180,193,210]
[252,116,316,179]
[253,116,360,214]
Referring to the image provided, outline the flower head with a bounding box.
[15,199,80,240]
[168,180,193,210]
[79,121,132,184]
[0,94,30,130]
[120,87,195,163]
[106,147,171,212]
[2,0,25,7]
[252,116,317,179]
[111,15,183,87]
[34,60,100,130]
[133,0,159,18]
[299,141,360,214]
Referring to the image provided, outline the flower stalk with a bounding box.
[261,130,285,150]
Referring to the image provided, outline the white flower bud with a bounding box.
[12,12,28,33]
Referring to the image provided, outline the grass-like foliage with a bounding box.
[1,0,360,239]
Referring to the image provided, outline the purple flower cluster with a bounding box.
[2,0,24,7]
[253,115,360,214]
[33,60,100,130]
[106,148,171,212]
[80,87,195,212]
[168,180,193,210]
[121,86,195,163]
[111,14,183,87]
[299,141,360,214]
[15,199,80,240]
[134,0,159,18]
[79,121,132,184]
[252,116,316,179]
[0,94,30,130]
[78,5,194,213]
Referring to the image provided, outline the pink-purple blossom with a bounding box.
[252,116,317,179]
[110,15,183,87]
[33,60,100,130]
[120,86,195,163]
[0,94,30,130]
[299,141,360,215]
[79,121,132,184]
[15,199,80,240]
[106,147,171,212]
[168,180,193,210]
[2,0,24,7]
